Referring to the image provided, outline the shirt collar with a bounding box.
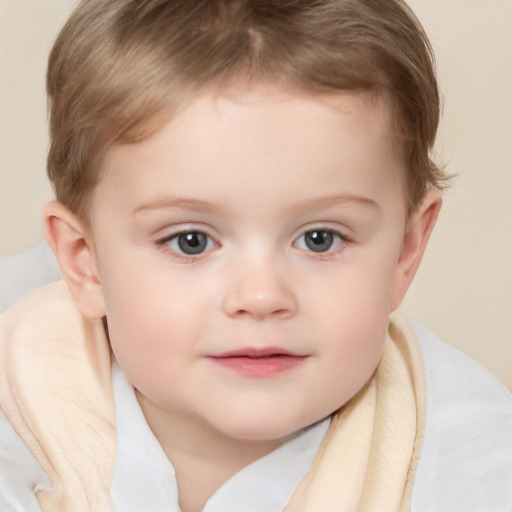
[111,363,330,512]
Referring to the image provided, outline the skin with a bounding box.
[45,88,440,511]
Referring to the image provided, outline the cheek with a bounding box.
[106,288,193,351]
[312,251,397,329]
[104,293,199,408]
[310,259,396,389]
[98,262,198,377]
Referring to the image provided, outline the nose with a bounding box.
[222,259,298,320]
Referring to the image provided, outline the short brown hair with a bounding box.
[47,0,445,221]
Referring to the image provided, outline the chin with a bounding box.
[216,412,319,443]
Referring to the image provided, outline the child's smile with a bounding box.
[86,87,418,446]
[206,346,310,378]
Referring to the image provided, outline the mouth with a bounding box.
[207,347,309,377]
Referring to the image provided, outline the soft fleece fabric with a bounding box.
[0,283,116,511]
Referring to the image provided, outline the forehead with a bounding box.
[93,88,405,219]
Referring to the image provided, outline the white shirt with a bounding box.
[0,241,61,313]
[1,320,511,511]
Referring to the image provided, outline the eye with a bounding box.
[295,229,344,253]
[163,231,217,256]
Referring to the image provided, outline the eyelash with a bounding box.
[293,228,349,260]
[156,227,350,262]
[156,230,219,263]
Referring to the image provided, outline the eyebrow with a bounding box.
[132,197,223,215]
[131,194,380,216]
[290,194,380,215]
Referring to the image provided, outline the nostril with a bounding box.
[222,287,298,320]
[234,307,292,319]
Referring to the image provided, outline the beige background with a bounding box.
[0,0,511,389]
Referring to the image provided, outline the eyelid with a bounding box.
[155,221,218,244]
[292,225,350,257]
[294,229,345,247]
[293,222,350,242]
[156,227,220,261]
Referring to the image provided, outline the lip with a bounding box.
[206,347,309,377]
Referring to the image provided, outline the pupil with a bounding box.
[305,230,333,252]
[178,233,207,254]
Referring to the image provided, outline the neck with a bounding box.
[135,390,286,512]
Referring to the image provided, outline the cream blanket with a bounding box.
[0,281,425,512]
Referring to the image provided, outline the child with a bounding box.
[1,0,511,511]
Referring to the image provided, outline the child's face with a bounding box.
[87,89,412,441]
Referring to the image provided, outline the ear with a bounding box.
[390,190,442,312]
[44,201,106,319]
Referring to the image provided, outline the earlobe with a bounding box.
[390,191,442,312]
[44,201,106,319]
